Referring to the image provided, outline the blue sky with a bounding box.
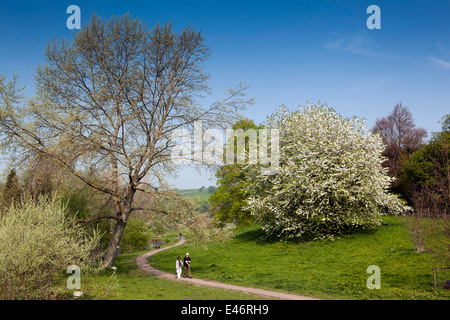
[1,0,449,188]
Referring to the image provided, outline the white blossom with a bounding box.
[244,103,408,240]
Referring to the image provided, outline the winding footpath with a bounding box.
[136,238,319,300]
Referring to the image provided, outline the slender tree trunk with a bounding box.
[103,188,136,267]
[103,218,128,267]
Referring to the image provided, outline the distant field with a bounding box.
[176,188,213,200]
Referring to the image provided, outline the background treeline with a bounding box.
[373,104,449,260]
[372,103,449,216]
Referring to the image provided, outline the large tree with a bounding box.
[245,103,408,240]
[0,14,251,267]
[209,118,263,226]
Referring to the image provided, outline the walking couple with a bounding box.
[176,253,191,279]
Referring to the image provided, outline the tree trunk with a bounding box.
[102,188,136,267]
[103,219,127,267]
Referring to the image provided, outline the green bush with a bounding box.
[0,196,102,299]
[59,189,90,219]
[120,218,151,253]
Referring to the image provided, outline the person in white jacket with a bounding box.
[176,256,183,279]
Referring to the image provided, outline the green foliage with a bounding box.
[398,129,449,210]
[57,185,117,250]
[209,118,264,226]
[59,189,90,220]
[245,103,408,240]
[439,113,450,132]
[0,196,102,299]
[120,218,151,253]
[209,165,253,225]
[192,196,210,213]
[400,131,449,186]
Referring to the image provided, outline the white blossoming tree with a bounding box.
[245,103,408,240]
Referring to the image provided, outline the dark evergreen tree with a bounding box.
[1,169,21,210]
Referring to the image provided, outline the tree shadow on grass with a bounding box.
[234,227,267,242]
[234,226,316,245]
[234,222,383,246]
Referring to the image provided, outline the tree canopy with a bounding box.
[209,118,264,226]
[245,103,408,240]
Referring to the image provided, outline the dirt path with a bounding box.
[136,238,319,300]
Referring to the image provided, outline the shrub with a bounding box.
[245,103,408,240]
[119,218,151,253]
[0,196,102,299]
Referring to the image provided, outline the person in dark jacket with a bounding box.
[183,252,191,278]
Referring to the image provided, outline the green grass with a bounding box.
[101,251,272,300]
[149,216,450,300]
[88,233,272,300]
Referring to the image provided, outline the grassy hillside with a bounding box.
[176,188,213,200]
[149,215,450,300]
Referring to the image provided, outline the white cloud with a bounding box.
[429,57,450,69]
[436,43,450,56]
[326,32,385,58]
